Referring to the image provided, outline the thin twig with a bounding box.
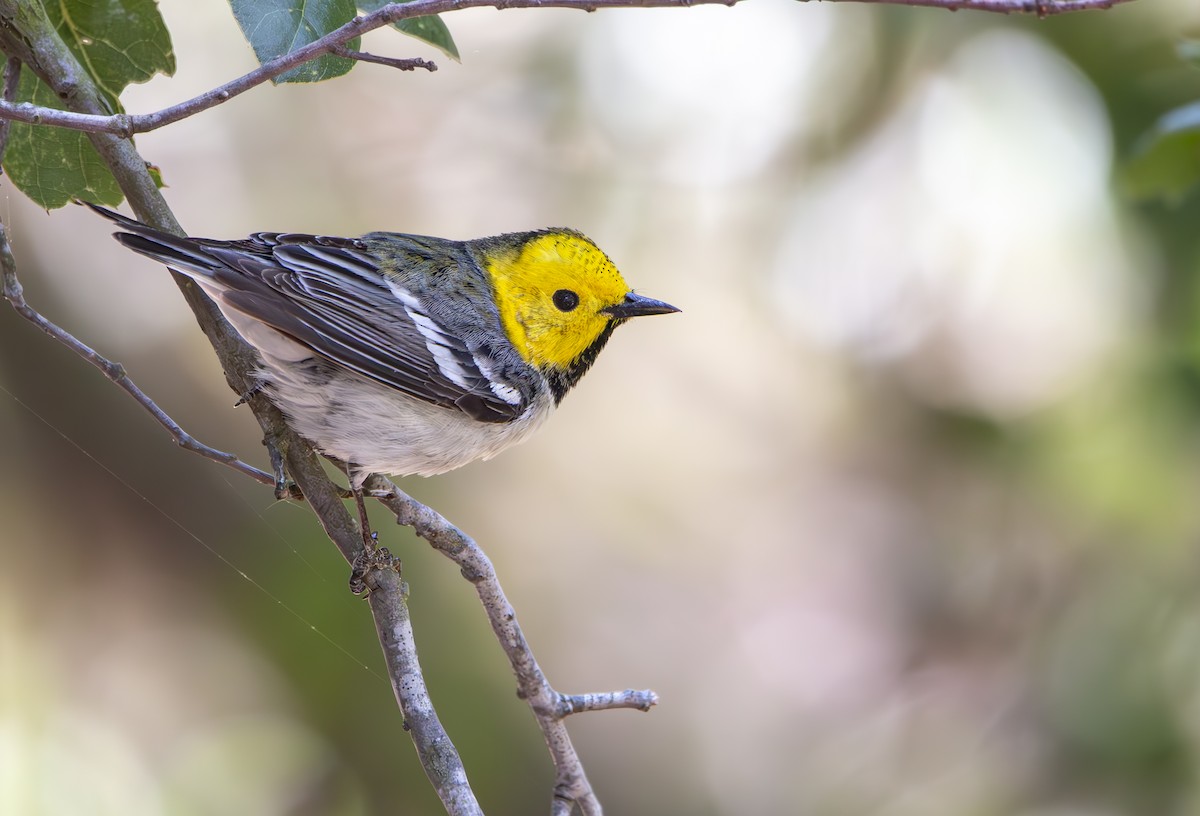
[371,476,658,816]
[328,45,437,72]
[0,56,19,159]
[813,0,1127,11]
[0,0,1138,137]
[0,56,276,489]
[0,234,284,490]
[557,689,659,716]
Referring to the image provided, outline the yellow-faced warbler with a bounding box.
[90,205,679,485]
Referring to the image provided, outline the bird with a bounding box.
[88,204,679,495]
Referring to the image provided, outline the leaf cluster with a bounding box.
[1,0,456,209]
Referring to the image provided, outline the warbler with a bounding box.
[90,205,678,485]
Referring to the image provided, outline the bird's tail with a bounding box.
[83,201,222,280]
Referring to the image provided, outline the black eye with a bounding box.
[552,289,580,312]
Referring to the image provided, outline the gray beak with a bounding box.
[602,292,681,320]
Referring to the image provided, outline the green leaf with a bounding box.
[3,74,123,209]
[1,0,175,209]
[47,0,176,109]
[394,16,458,61]
[147,162,166,189]
[228,0,360,84]
[1122,101,1200,205]
[357,0,459,61]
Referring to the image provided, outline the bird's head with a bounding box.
[480,231,678,401]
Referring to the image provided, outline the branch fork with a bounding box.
[370,476,657,812]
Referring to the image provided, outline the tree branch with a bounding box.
[0,55,18,153]
[0,240,285,490]
[557,689,659,716]
[0,5,481,814]
[815,0,1128,10]
[361,556,485,816]
[369,476,659,815]
[328,45,438,73]
[0,48,279,484]
[0,0,1138,137]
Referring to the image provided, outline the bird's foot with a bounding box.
[348,543,402,597]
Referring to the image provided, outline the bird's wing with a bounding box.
[93,204,527,423]
[213,238,528,422]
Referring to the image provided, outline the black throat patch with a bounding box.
[543,320,620,404]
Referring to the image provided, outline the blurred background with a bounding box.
[5,0,1200,813]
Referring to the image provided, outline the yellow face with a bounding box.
[487,232,631,371]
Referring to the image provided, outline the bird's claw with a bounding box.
[349,545,402,596]
[265,439,292,499]
[234,380,266,407]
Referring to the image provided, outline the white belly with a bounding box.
[261,360,554,480]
